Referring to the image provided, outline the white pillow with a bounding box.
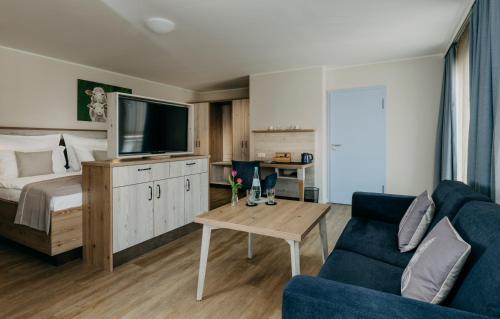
[0,150,17,178]
[0,146,66,177]
[63,134,107,171]
[0,134,61,151]
[52,146,67,174]
[73,146,95,165]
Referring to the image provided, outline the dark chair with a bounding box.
[262,172,277,192]
[231,160,277,192]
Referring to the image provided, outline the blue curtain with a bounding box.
[435,45,457,183]
[467,0,500,200]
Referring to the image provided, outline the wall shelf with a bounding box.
[252,129,315,133]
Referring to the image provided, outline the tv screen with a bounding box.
[118,97,189,155]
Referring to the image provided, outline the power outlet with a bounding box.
[257,153,266,158]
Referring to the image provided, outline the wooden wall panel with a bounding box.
[252,131,316,196]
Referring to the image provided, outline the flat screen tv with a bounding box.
[108,93,193,158]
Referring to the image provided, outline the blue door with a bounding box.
[328,87,386,204]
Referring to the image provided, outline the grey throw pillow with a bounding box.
[92,150,108,161]
[401,217,471,304]
[15,150,54,177]
[398,190,435,252]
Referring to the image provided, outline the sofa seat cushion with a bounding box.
[336,217,413,267]
[318,249,404,295]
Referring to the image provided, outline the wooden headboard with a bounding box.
[0,127,107,169]
[0,127,107,139]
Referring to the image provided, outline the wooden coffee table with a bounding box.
[194,198,331,301]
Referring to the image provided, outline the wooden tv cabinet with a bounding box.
[82,155,209,271]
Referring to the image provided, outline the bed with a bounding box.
[0,127,106,259]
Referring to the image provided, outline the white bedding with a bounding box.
[0,172,82,211]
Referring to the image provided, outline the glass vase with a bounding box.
[231,189,239,207]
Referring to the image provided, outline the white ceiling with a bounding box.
[0,0,472,91]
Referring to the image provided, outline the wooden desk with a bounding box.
[210,161,314,201]
[194,198,330,300]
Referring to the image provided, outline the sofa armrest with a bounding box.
[351,192,415,224]
[283,276,492,319]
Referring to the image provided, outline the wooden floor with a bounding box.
[0,202,351,319]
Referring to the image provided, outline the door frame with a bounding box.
[326,86,387,204]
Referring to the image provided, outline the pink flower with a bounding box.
[231,170,238,177]
[236,178,243,184]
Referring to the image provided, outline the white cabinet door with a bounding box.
[184,174,201,224]
[113,182,154,253]
[153,177,185,236]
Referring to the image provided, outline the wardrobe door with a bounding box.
[194,102,210,155]
[232,99,250,160]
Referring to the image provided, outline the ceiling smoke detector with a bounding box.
[145,17,175,34]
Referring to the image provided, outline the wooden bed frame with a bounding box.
[0,199,82,255]
[0,126,106,259]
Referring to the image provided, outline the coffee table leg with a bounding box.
[248,233,254,259]
[287,240,300,276]
[197,225,212,301]
[319,216,328,263]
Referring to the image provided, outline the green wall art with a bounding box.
[77,79,132,122]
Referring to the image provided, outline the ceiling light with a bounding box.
[145,17,175,34]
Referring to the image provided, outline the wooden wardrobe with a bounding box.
[192,99,249,161]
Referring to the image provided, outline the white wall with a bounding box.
[0,46,197,130]
[249,67,328,202]
[326,56,444,195]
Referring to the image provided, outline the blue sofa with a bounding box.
[283,181,500,319]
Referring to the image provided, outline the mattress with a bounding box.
[0,172,82,212]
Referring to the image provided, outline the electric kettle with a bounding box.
[301,153,314,164]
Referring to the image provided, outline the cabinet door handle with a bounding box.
[186,162,196,166]
[138,167,152,172]
[156,184,161,199]
[186,178,191,192]
[148,186,153,201]
[245,141,248,148]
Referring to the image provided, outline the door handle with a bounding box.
[186,162,196,166]
[148,186,153,201]
[331,144,342,150]
[138,167,152,172]
[186,178,191,192]
[157,184,161,199]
